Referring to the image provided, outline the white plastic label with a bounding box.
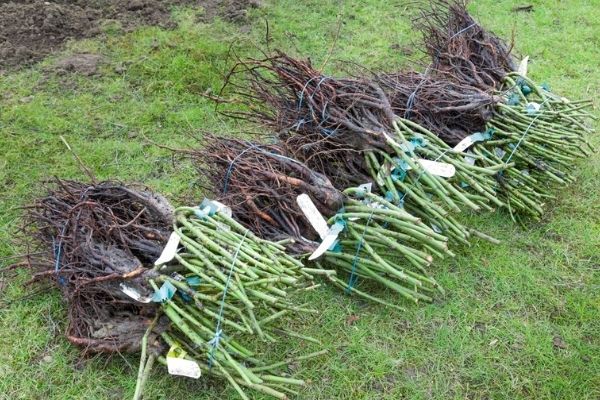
[154,232,181,266]
[525,102,541,114]
[119,283,152,303]
[464,152,476,166]
[518,56,529,76]
[296,194,329,240]
[453,132,492,153]
[494,147,507,159]
[417,159,456,178]
[216,222,231,232]
[453,136,477,153]
[212,200,232,218]
[308,222,345,261]
[357,182,372,193]
[167,357,201,379]
[389,158,455,178]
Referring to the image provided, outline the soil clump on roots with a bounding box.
[23,179,174,353]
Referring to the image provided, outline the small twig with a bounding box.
[319,14,343,72]
[59,136,97,184]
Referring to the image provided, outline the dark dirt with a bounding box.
[0,0,258,70]
[54,53,103,75]
[197,0,262,23]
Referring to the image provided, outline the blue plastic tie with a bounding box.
[208,229,249,368]
[186,276,202,286]
[354,188,366,199]
[525,103,540,115]
[384,191,394,202]
[151,281,177,303]
[516,77,532,96]
[395,192,405,209]
[330,242,343,253]
[507,92,521,106]
[472,129,494,142]
[178,277,201,303]
[179,292,192,303]
[405,22,477,118]
[391,157,409,182]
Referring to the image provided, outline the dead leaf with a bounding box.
[553,336,567,349]
[346,314,360,326]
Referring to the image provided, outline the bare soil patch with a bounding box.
[0,0,257,69]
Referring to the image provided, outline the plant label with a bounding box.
[154,232,181,266]
[308,221,345,261]
[417,159,456,178]
[297,193,329,240]
[212,200,233,218]
[167,357,201,379]
[453,136,477,153]
[453,131,493,153]
[357,182,372,193]
[119,283,152,303]
[518,56,529,76]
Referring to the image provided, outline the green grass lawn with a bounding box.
[1,1,599,399]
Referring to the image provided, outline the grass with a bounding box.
[0,0,599,399]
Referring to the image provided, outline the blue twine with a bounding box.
[505,98,551,164]
[52,188,91,287]
[345,209,375,293]
[222,145,259,194]
[296,75,338,137]
[321,128,336,136]
[405,22,478,118]
[321,100,330,126]
[308,76,330,116]
[449,22,478,40]
[207,229,249,368]
[53,224,68,286]
[291,117,306,131]
[404,68,430,119]
[297,76,323,112]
